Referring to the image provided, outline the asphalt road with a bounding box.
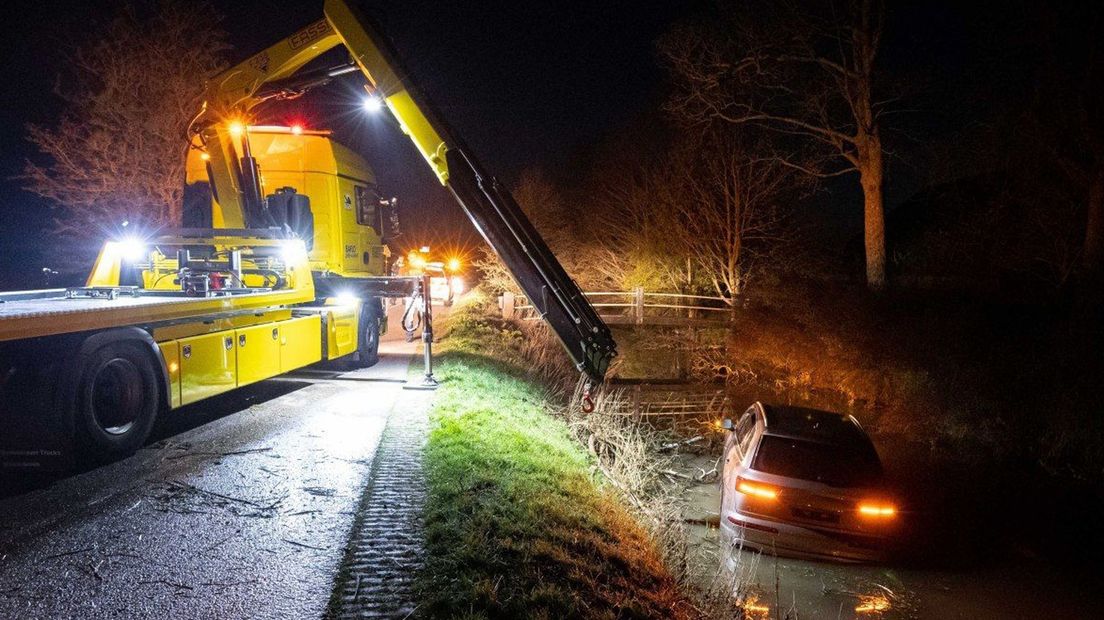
[0,303,427,619]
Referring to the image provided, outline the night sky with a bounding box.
[0,0,1048,283]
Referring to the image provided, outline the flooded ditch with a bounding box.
[607,329,1102,618]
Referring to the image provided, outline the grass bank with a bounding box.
[415,293,695,619]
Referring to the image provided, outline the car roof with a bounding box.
[760,404,868,444]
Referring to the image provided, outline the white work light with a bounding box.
[119,237,147,263]
[362,96,384,113]
[335,290,360,306]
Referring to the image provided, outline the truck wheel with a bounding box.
[355,300,382,368]
[75,342,159,460]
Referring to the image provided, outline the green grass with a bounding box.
[415,293,692,620]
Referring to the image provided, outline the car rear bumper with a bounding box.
[720,510,890,564]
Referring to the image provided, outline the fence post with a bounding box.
[633,286,644,324]
[500,291,515,319]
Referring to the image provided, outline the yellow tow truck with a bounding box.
[0,0,615,468]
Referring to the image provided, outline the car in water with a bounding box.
[719,402,898,563]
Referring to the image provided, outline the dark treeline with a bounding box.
[506,0,1101,308]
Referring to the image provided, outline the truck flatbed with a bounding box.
[0,287,312,343]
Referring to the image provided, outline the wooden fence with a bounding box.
[500,287,734,327]
[606,385,730,418]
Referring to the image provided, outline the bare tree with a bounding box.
[662,0,892,288]
[22,1,229,240]
[599,162,694,292]
[513,169,577,258]
[597,129,793,300]
[674,131,793,300]
[1025,4,1104,280]
[477,169,614,293]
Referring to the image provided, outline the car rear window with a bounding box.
[752,435,882,487]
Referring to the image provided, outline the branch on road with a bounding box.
[138,579,194,591]
[43,546,94,560]
[164,447,274,461]
[282,538,326,551]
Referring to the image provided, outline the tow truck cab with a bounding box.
[184,125,400,279]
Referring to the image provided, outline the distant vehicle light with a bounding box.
[447,257,461,272]
[736,477,779,500]
[857,503,896,518]
[363,96,383,113]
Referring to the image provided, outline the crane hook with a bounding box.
[581,385,595,414]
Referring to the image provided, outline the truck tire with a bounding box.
[74,342,159,461]
[355,299,382,368]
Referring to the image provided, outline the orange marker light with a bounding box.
[736,478,779,500]
[290,124,303,135]
[228,121,245,137]
[858,503,897,518]
[199,152,211,161]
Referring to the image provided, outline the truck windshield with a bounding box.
[752,435,882,487]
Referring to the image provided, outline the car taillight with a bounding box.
[857,503,896,518]
[736,477,779,500]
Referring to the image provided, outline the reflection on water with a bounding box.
[741,595,771,618]
[855,592,892,614]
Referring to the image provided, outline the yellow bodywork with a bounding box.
[157,314,331,407]
[186,128,388,278]
[0,235,359,410]
[177,331,238,405]
[154,311,355,409]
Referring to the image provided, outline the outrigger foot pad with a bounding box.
[403,375,439,390]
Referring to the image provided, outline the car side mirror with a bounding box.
[722,418,733,431]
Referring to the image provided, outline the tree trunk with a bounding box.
[1084,166,1104,276]
[859,134,887,289]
